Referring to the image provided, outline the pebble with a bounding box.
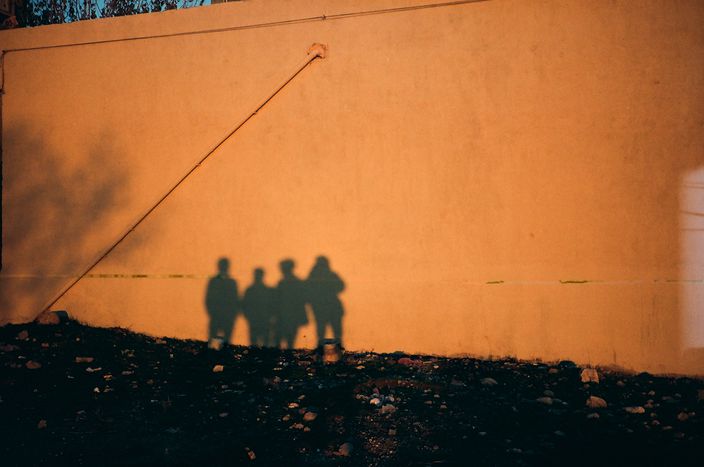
[25,361,42,370]
[586,413,600,419]
[36,311,60,325]
[303,411,317,422]
[338,442,353,457]
[212,365,224,373]
[536,397,553,405]
[380,404,397,414]
[586,396,607,408]
[624,406,645,414]
[388,428,397,436]
[616,380,626,387]
[548,368,559,374]
[481,377,498,386]
[17,330,29,341]
[369,398,382,406]
[543,390,554,397]
[75,357,94,363]
[677,412,689,422]
[245,448,256,461]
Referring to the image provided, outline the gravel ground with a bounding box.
[1,319,703,466]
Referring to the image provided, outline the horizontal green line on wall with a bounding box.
[2,275,703,284]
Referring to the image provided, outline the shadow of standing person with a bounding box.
[274,259,308,349]
[242,268,275,347]
[307,255,345,347]
[205,257,239,348]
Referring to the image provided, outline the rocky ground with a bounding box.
[1,319,703,466]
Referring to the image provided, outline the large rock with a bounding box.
[580,368,599,384]
[481,377,498,386]
[338,442,353,457]
[35,310,69,325]
[586,396,607,408]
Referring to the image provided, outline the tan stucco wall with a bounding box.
[1,0,703,374]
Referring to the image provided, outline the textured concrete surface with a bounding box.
[1,0,703,374]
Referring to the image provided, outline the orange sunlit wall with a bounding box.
[1,0,703,375]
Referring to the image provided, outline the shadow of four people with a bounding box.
[205,256,345,349]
